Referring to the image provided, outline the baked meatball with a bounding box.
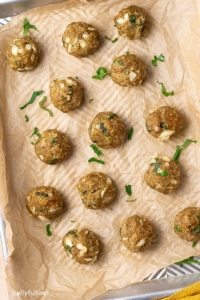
[25,186,63,221]
[77,172,115,209]
[34,129,71,165]
[62,228,100,264]
[6,36,39,71]
[50,77,83,113]
[146,106,184,141]
[174,207,200,242]
[62,22,100,57]
[111,54,146,86]
[120,215,155,252]
[88,112,126,149]
[144,154,180,194]
[113,5,147,40]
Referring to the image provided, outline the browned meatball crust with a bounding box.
[34,129,71,165]
[62,22,100,57]
[50,77,83,113]
[25,186,63,221]
[144,156,180,194]
[62,228,100,264]
[111,54,146,86]
[174,207,200,242]
[6,36,39,71]
[77,172,115,209]
[113,5,147,40]
[120,215,155,252]
[146,106,184,141]
[88,112,126,149]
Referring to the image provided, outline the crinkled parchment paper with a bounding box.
[0,0,200,299]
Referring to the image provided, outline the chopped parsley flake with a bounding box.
[88,157,105,164]
[90,144,103,157]
[35,192,48,197]
[192,241,198,247]
[39,96,53,117]
[157,82,174,97]
[70,220,75,223]
[25,115,29,122]
[65,245,71,252]
[75,76,78,79]
[173,139,197,163]
[125,185,132,196]
[193,225,200,234]
[108,113,117,120]
[48,159,58,165]
[30,127,41,138]
[126,51,130,55]
[92,67,111,80]
[152,54,165,67]
[160,122,167,129]
[150,160,161,172]
[105,36,118,43]
[128,127,134,140]
[89,99,94,103]
[100,122,107,133]
[23,18,38,36]
[156,170,168,177]
[175,256,200,267]
[126,199,136,202]
[20,90,43,110]
[174,225,182,232]
[117,60,124,66]
[46,224,52,236]
[129,15,136,24]
[68,230,78,238]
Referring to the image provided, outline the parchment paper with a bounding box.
[0,0,200,299]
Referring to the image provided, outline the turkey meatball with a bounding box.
[111,54,146,86]
[113,5,147,40]
[62,22,100,57]
[34,129,71,165]
[6,36,39,71]
[88,112,126,149]
[62,228,100,264]
[144,154,180,194]
[50,77,83,113]
[120,215,155,252]
[146,106,184,141]
[25,186,63,221]
[77,172,116,209]
[174,207,200,242]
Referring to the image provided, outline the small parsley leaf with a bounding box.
[105,36,118,43]
[126,51,130,55]
[88,157,105,164]
[39,96,53,117]
[125,185,132,196]
[117,60,124,66]
[156,170,168,177]
[90,144,103,157]
[157,82,174,97]
[129,15,136,24]
[173,139,197,163]
[126,199,136,202]
[128,127,134,140]
[67,230,78,238]
[152,54,165,67]
[92,67,111,80]
[175,256,200,267]
[46,224,52,236]
[160,122,167,129]
[30,127,41,138]
[25,115,29,122]
[65,245,71,252]
[20,90,43,110]
[23,18,38,36]
[174,225,182,232]
[192,241,198,247]
[89,99,94,103]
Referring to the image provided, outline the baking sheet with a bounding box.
[0,0,200,299]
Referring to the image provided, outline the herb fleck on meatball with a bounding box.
[111,54,146,86]
[62,228,100,264]
[6,36,39,71]
[25,186,63,221]
[62,22,100,57]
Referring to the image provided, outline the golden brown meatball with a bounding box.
[111,54,146,86]
[6,36,39,71]
[77,172,116,209]
[120,215,155,252]
[62,22,100,57]
[113,5,147,40]
[144,154,180,194]
[146,106,184,141]
[88,112,126,149]
[62,228,100,264]
[50,77,83,113]
[174,207,200,242]
[25,186,63,221]
[34,129,71,165]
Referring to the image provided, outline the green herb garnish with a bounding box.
[175,256,200,267]
[23,18,38,36]
[105,36,118,43]
[30,127,41,138]
[126,51,130,55]
[108,113,117,120]
[156,170,168,177]
[173,139,197,163]
[100,122,107,133]
[35,192,48,197]
[157,82,174,97]
[20,90,43,110]
[70,220,75,223]
[48,159,58,165]
[92,67,111,80]
[113,24,117,27]
[25,115,29,122]
[193,225,200,234]
[117,60,124,66]
[39,96,53,117]
[65,245,71,252]
[89,99,94,103]
[151,161,161,172]
[192,241,198,247]
[152,54,165,67]
[90,144,103,157]
[88,157,105,164]
[128,127,134,140]
[160,122,167,129]
[125,185,132,196]
[31,142,35,145]
[51,138,57,145]
[174,225,182,232]
[46,224,52,236]
[126,199,136,202]
[129,15,136,24]
[68,230,78,238]
[75,76,78,79]
[136,23,145,27]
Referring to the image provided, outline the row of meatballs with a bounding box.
[25,185,200,264]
